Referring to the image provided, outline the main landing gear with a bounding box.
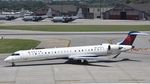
[67,59,89,64]
[11,62,15,67]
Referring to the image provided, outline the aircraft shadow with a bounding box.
[5,58,140,67]
[91,58,141,63]
[5,62,66,67]
[5,62,110,67]
[69,63,111,67]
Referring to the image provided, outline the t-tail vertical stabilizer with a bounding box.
[117,31,150,45]
[117,31,139,45]
[46,8,52,18]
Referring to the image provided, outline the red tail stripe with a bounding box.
[122,35,136,45]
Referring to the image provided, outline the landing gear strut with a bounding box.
[81,60,88,64]
[12,62,15,67]
[67,59,89,64]
[67,59,81,64]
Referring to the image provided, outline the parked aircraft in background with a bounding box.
[4,31,148,66]
[52,8,83,23]
[22,8,52,21]
[0,9,32,20]
[0,14,20,21]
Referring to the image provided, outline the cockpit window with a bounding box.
[12,53,20,56]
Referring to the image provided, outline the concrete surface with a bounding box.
[36,39,71,48]
[0,31,150,84]
[0,19,150,25]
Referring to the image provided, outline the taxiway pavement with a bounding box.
[1,19,150,25]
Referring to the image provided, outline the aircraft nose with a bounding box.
[4,57,12,62]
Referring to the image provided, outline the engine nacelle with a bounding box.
[102,43,110,51]
[102,43,121,55]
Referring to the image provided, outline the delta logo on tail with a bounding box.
[120,31,139,45]
[118,31,150,45]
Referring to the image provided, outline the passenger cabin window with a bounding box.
[12,53,20,56]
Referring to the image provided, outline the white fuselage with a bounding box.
[4,44,132,63]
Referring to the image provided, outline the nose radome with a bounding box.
[4,57,12,62]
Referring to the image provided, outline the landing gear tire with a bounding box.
[67,59,84,64]
[76,60,81,64]
[67,59,74,64]
[81,60,88,64]
[12,62,15,67]
[67,59,88,64]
